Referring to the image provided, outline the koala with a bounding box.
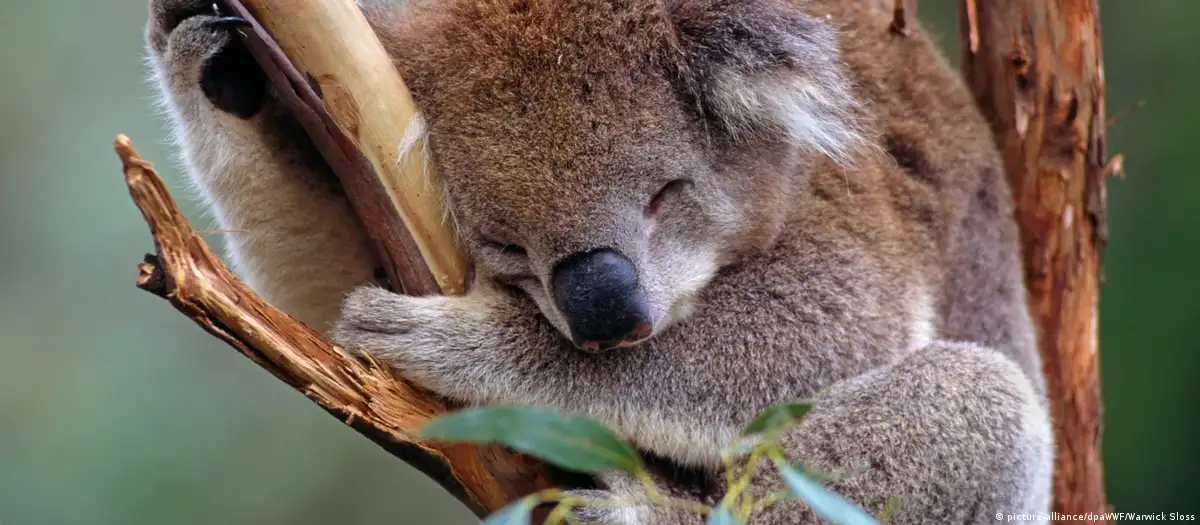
[145,0,1054,523]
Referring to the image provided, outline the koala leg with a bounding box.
[565,342,1052,525]
[747,342,1053,525]
[146,0,377,332]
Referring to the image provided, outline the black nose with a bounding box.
[552,249,653,351]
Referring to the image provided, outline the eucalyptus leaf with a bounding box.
[482,495,539,525]
[420,406,645,474]
[775,462,879,525]
[742,401,813,437]
[707,504,742,525]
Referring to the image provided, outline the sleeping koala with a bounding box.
[145,0,1053,523]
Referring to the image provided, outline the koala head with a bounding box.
[373,0,863,351]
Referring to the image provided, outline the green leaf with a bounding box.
[742,401,814,437]
[482,495,539,525]
[707,504,742,525]
[774,462,879,525]
[419,406,645,474]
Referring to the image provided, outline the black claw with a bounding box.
[204,16,251,30]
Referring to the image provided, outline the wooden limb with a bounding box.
[117,136,560,517]
[133,0,559,513]
[959,1,1110,522]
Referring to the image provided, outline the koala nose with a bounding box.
[552,249,654,351]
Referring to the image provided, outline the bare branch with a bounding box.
[115,135,546,515]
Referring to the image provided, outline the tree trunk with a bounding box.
[959,1,1110,522]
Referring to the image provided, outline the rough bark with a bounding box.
[958,1,1110,522]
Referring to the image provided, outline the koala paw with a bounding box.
[147,0,266,117]
[332,286,494,396]
[564,470,691,525]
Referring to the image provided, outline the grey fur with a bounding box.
[145,0,1053,523]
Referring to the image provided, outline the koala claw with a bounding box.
[148,0,267,118]
[204,16,251,30]
[194,15,267,119]
[331,284,547,406]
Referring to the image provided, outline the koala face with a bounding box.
[446,92,740,351]
[378,0,862,351]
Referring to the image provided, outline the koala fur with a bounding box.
[145,0,1053,523]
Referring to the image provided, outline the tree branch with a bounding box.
[959,1,1110,522]
[117,136,559,517]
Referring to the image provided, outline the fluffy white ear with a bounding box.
[706,66,863,163]
[671,0,864,163]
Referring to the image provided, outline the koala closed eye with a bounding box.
[644,179,693,219]
[480,238,528,257]
[472,236,533,281]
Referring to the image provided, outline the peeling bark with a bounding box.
[959,1,1110,521]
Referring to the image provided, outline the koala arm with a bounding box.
[333,224,929,471]
[333,284,747,468]
[332,257,1051,525]
[146,8,378,332]
[336,286,1055,525]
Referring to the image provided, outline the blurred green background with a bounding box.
[0,1,1194,524]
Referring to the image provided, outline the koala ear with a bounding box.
[669,0,863,162]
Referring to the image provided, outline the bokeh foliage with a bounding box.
[0,1,1194,523]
